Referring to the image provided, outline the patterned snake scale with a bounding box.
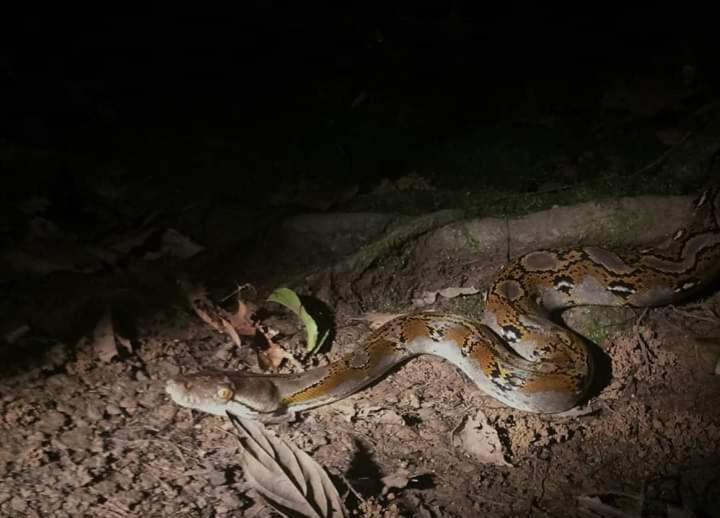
[166,174,720,421]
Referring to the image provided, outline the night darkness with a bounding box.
[3,5,719,196]
[2,5,720,518]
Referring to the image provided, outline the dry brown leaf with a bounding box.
[179,279,243,346]
[413,286,480,307]
[436,286,481,299]
[220,319,243,347]
[115,333,134,355]
[93,313,119,363]
[229,299,259,337]
[256,328,292,370]
[229,413,347,518]
[452,410,511,466]
[547,403,598,419]
[178,280,222,331]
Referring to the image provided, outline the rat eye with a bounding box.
[216,387,233,400]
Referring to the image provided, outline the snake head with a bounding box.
[165,371,286,420]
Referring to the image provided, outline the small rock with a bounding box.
[58,426,91,450]
[378,410,404,425]
[405,392,421,409]
[55,402,73,415]
[381,468,411,493]
[89,438,105,453]
[9,496,27,513]
[86,403,103,421]
[208,469,227,486]
[214,344,235,361]
[217,487,243,508]
[41,410,67,432]
[156,403,180,423]
[156,360,181,377]
[137,389,162,409]
[119,396,137,412]
[416,407,436,421]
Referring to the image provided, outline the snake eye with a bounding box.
[216,387,233,400]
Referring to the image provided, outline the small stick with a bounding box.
[671,307,720,323]
[634,308,654,371]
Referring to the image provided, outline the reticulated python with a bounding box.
[166,176,720,421]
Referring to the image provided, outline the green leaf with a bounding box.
[267,288,328,353]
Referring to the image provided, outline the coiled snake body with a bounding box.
[166,178,720,421]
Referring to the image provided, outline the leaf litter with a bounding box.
[3,180,720,517]
[229,412,347,518]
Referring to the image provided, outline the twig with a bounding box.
[221,282,256,303]
[670,307,720,323]
[157,468,213,481]
[154,437,190,467]
[336,472,367,505]
[527,458,551,517]
[99,499,132,518]
[633,308,655,371]
[597,399,617,415]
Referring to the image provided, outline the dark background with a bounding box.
[1,4,719,217]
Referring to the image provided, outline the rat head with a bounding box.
[165,371,285,419]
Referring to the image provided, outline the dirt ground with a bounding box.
[5,10,720,517]
[2,188,720,518]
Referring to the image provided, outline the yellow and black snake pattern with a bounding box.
[166,174,720,421]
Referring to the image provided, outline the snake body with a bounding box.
[166,177,720,420]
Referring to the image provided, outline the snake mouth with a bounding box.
[165,379,194,406]
[165,378,230,416]
[164,377,268,418]
[165,378,224,410]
